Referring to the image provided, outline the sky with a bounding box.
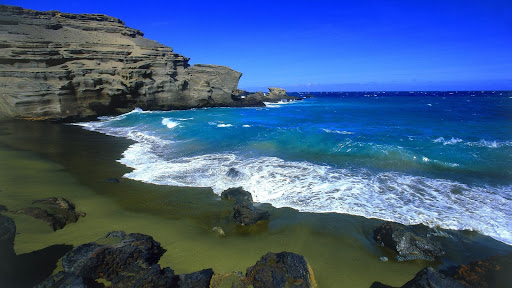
[4,0,512,92]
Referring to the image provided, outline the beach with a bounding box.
[1,119,511,287]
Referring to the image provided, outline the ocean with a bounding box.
[76,91,512,245]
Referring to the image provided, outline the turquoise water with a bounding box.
[77,91,512,245]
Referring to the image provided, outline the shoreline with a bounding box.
[1,119,511,287]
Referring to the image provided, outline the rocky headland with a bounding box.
[0,5,297,121]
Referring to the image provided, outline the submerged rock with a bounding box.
[233,201,270,226]
[15,197,85,231]
[246,251,317,288]
[106,178,120,183]
[0,213,16,257]
[211,226,226,237]
[373,222,445,261]
[370,267,467,288]
[226,168,244,179]
[452,253,512,288]
[221,187,270,225]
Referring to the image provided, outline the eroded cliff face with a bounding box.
[0,5,264,121]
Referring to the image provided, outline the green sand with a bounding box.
[0,120,510,287]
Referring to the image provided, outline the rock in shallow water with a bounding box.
[221,187,270,225]
[373,222,445,261]
[370,267,467,288]
[246,251,317,288]
[15,197,85,231]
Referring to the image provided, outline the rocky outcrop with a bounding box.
[221,187,270,226]
[0,213,16,257]
[36,231,316,288]
[373,222,445,261]
[370,267,467,288]
[0,5,267,121]
[15,197,85,231]
[264,87,301,102]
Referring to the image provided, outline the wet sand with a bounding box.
[0,120,510,287]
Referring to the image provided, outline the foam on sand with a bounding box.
[118,140,512,246]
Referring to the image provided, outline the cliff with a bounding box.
[0,5,275,121]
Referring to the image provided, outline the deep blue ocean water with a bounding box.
[77,91,512,244]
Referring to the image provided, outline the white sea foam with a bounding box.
[217,124,233,128]
[433,137,511,148]
[433,137,463,145]
[118,142,512,245]
[322,129,354,135]
[243,125,251,128]
[467,139,512,148]
[161,118,179,129]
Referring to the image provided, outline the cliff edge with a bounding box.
[0,5,275,121]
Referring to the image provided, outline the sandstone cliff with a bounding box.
[0,5,276,121]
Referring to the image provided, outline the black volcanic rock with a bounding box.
[39,231,174,287]
[0,213,16,257]
[374,222,445,261]
[246,251,316,288]
[15,197,85,231]
[178,268,214,288]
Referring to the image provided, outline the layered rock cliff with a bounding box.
[0,5,278,121]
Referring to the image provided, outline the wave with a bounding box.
[118,141,512,245]
[161,118,179,129]
[433,137,463,145]
[433,137,511,148]
[322,128,354,135]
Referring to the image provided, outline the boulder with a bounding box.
[370,267,467,288]
[373,222,445,261]
[246,251,317,288]
[221,187,254,203]
[0,213,16,257]
[221,187,270,225]
[36,231,176,287]
[177,268,214,288]
[15,197,85,230]
[62,231,166,279]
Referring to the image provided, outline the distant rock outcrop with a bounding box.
[0,5,276,121]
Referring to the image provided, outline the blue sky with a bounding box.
[4,0,512,91]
